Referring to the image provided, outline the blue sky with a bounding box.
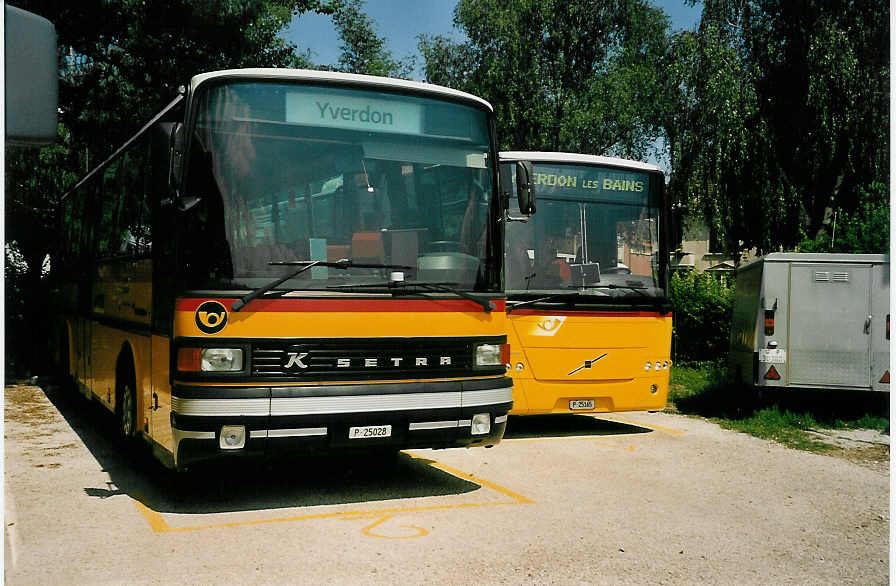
[283,1,703,74]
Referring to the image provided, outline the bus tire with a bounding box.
[116,358,138,440]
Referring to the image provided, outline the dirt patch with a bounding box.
[805,429,890,473]
[5,385,57,426]
[807,428,890,448]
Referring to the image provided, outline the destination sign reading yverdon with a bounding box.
[286,91,423,134]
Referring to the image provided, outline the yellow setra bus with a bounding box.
[498,152,672,415]
[55,69,526,469]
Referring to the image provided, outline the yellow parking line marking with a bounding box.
[419,455,534,504]
[355,514,429,539]
[134,454,532,534]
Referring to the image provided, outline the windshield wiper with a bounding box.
[328,280,496,312]
[231,259,412,312]
[507,292,583,313]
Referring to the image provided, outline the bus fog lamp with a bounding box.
[201,348,244,372]
[220,425,246,449]
[650,384,658,394]
[475,344,501,366]
[471,413,491,435]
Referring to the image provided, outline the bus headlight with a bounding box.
[474,343,508,367]
[177,347,244,372]
[202,348,244,371]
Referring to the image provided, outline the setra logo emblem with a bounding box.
[195,301,228,335]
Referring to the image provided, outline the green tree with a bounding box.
[419,0,671,158]
[670,0,888,255]
[331,0,413,77]
[798,182,889,254]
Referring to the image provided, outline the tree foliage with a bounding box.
[419,0,671,158]
[669,0,889,255]
[798,182,889,254]
[331,0,414,78]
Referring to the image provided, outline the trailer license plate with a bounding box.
[348,425,392,439]
[569,400,595,410]
[759,349,786,363]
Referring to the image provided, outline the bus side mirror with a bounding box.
[515,160,535,215]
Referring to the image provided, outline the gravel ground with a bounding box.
[4,382,890,585]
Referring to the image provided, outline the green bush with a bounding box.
[669,271,735,364]
[798,182,889,254]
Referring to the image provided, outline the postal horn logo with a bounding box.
[196,301,228,335]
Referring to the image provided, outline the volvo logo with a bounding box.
[567,353,608,376]
[195,301,228,335]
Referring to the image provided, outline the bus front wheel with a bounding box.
[117,371,138,440]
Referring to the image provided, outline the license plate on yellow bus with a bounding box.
[569,400,595,410]
[348,425,392,439]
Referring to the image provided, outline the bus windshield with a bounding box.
[504,161,664,299]
[181,81,497,293]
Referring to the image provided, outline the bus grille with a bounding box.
[251,339,481,381]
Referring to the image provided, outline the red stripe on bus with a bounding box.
[176,298,506,313]
[509,309,671,318]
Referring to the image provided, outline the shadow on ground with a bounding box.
[503,414,653,440]
[28,380,480,515]
[673,374,889,427]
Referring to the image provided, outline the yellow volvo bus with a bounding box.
[498,152,672,415]
[56,69,524,469]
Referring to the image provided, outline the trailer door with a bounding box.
[788,263,871,388]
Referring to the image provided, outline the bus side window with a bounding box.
[118,144,152,256]
[94,136,153,260]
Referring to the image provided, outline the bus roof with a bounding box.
[499,151,663,174]
[190,69,494,113]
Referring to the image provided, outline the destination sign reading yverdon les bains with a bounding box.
[286,90,423,134]
[531,163,651,204]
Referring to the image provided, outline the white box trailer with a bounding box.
[728,253,889,391]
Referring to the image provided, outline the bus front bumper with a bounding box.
[170,377,512,468]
